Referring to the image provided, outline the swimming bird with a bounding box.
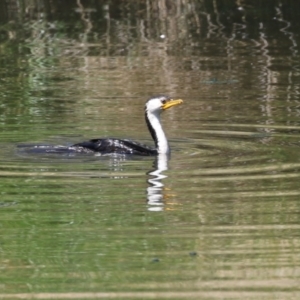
[71,95,183,155]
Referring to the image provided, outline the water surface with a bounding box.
[1,1,300,299]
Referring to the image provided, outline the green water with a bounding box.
[1,1,300,299]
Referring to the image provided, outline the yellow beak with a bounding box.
[162,99,183,110]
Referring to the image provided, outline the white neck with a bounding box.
[146,110,170,154]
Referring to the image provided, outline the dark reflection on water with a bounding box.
[1,0,300,299]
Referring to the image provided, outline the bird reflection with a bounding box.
[147,154,169,211]
[17,144,173,210]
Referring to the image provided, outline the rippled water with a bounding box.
[1,1,300,299]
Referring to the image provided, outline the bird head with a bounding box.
[145,95,183,115]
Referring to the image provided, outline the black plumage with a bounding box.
[72,138,157,156]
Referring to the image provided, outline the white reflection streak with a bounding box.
[205,13,218,38]
[275,4,300,116]
[259,22,274,138]
[212,0,225,38]
[147,154,169,212]
[275,4,298,57]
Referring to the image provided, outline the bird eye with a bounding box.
[161,99,167,104]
